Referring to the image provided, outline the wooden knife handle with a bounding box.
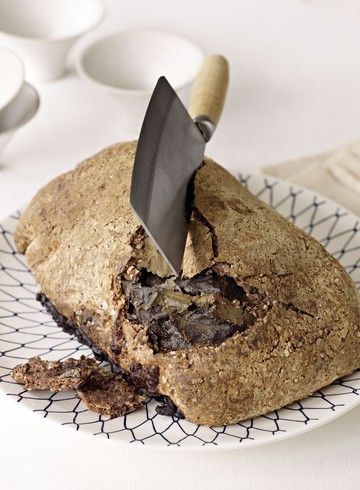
[188,54,229,136]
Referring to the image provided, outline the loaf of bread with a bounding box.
[15,142,360,425]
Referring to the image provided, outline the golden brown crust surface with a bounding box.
[15,142,360,425]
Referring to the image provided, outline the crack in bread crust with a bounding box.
[192,206,219,259]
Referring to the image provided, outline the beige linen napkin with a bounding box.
[262,141,360,216]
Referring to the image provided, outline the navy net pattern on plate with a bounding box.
[0,175,359,448]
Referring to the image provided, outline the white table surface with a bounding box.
[1,1,360,488]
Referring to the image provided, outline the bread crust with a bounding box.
[15,142,360,425]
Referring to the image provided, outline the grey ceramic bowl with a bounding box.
[0,82,40,156]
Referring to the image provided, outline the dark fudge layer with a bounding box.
[121,268,269,353]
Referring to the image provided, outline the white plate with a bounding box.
[0,47,23,113]
[0,173,359,450]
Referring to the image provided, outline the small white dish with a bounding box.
[77,29,205,133]
[0,46,24,114]
[0,0,105,81]
[0,82,40,157]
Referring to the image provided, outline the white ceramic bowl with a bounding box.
[0,0,105,81]
[0,82,40,157]
[77,29,205,133]
[0,46,24,114]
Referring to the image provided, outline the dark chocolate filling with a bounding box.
[120,268,267,353]
[154,396,185,419]
[37,292,119,364]
[129,361,159,396]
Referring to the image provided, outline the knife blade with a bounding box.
[130,55,229,275]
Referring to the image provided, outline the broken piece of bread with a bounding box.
[11,356,97,391]
[77,370,146,418]
[11,356,146,418]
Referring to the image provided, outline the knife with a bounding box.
[130,54,229,275]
